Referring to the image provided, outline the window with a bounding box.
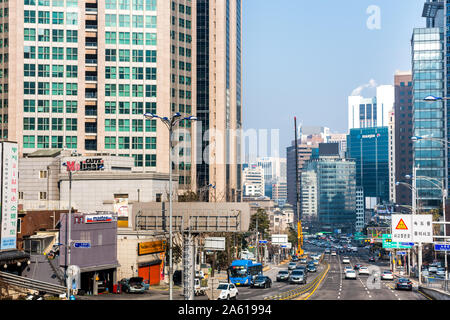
[24,100,36,112]
[132,119,143,132]
[105,32,116,45]
[119,14,130,27]
[118,137,130,149]
[66,101,77,113]
[66,65,77,78]
[105,49,116,62]
[132,102,143,114]
[105,101,116,114]
[145,50,156,63]
[119,49,130,62]
[119,67,130,79]
[51,100,63,113]
[119,32,130,44]
[38,46,50,59]
[52,65,64,78]
[105,119,116,131]
[38,11,50,24]
[37,136,49,148]
[133,154,143,167]
[145,15,156,28]
[145,102,156,113]
[105,14,117,27]
[52,82,64,95]
[133,0,144,10]
[132,32,143,45]
[145,33,156,45]
[132,15,144,27]
[51,118,63,130]
[145,0,156,11]
[132,67,144,80]
[66,83,77,95]
[132,137,143,149]
[24,28,36,41]
[66,13,77,25]
[24,10,36,23]
[38,64,50,77]
[119,0,130,10]
[37,118,49,130]
[119,101,130,114]
[105,136,116,149]
[66,48,77,60]
[40,192,47,200]
[106,66,117,79]
[51,136,63,148]
[132,50,143,62]
[38,82,50,95]
[145,119,156,132]
[119,119,130,132]
[146,137,156,149]
[52,12,64,24]
[66,30,78,43]
[52,29,64,42]
[52,47,64,60]
[145,154,156,167]
[105,84,116,96]
[23,135,35,148]
[38,28,50,41]
[66,136,77,148]
[66,118,77,131]
[106,0,117,9]
[66,0,78,7]
[132,84,143,97]
[24,64,36,77]
[23,118,36,130]
[24,82,36,95]
[145,85,156,97]
[119,84,130,97]
[24,46,36,59]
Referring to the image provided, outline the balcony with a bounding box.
[85,42,98,47]
[85,75,97,82]
[85,91,97,99]
[85,58,97,64]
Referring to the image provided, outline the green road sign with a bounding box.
[382,234,412,249]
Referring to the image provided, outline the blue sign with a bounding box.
[435,244,450,251]
[397,251,407,255]
[400,242,414,247]
[259,240,268,244]
[74,242,91,248]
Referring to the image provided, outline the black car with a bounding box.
[251,275,272,288]
[369,257,375,262]
[354,264,362,270]
[395,278,413,291]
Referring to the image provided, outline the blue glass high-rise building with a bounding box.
[347,127,390,204]
[412,0,446,210]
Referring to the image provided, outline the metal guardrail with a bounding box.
[0,271,66,295]
[423,276,450,292]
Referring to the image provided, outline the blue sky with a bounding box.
[243,0,425,153]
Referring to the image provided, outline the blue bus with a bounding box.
[228,260,263,286]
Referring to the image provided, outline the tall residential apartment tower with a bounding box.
[0,0,242,199]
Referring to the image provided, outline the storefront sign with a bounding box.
[114,197,129,218]
[85,214,113,224]
[138,240,167,256]
[65,158,104,172]
[0,142,19,250]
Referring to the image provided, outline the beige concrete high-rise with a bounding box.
[1,0,242,198]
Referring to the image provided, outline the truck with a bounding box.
[194,278,208,296]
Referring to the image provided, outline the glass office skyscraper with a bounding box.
[412,24,446,209]
[347,127,390,204]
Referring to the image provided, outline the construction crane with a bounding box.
[294,117,304,257]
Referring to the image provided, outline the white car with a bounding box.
[331,251,337,256]
[436,268,446,277]
[345,270,357,279]
[428,266,438,273]
[358,267,370,275]
[342,257,350,264]
[217,283,238,300]
[381,271,394,281]
[343,266,353,274]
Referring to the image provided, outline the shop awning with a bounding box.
[79,263,120,273]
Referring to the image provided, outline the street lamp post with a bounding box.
[143,112,197,300]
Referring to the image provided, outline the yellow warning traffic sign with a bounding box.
[395,218,408,230]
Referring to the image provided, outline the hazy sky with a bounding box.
[242,0,425,155]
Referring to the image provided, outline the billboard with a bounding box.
[204,237,226,251]
[391,215,413,243]
[138,240,167,256]
[84,214,113,224]
[0,142,19,250]
[412,214,433,243]
[271,234,288,244]
[367,227,390,239]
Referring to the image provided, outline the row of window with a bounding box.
[171,45,192,57]
[24,64,77,78]
[105,136,156,150]
[24,28,78,42]
[105,31,156,46]
[24,11,78,25]
[171,16,192,29]
[23,135,77,149]
[24,117,77,131]
[105,101,156,114]
[104,118,155,132]
[24,99,77,113]
[170,31,192,43]
[105,49,155,63]
[25,0,78,7]
[24,82,78,95]
[105,0,157,11]
[105,14,156,28]
[105,84,156,97]
[25,46,78,60]
[105,66,156,80]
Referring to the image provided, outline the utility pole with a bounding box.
[256,216,259,263]
[294,117,303,257]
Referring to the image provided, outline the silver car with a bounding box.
[288,262,297,270]
[289,270,307,284]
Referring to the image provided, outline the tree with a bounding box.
[249,208,270,240]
